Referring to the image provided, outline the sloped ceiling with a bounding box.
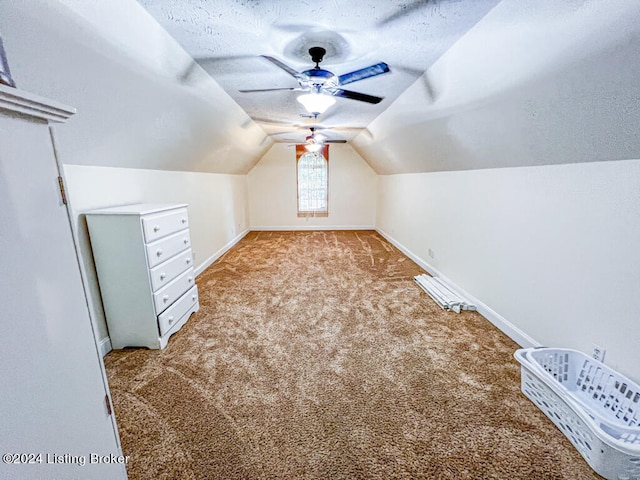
[0,0,273,174]
[137,0,500,144]
[352,0,640,173]
[139,0,640,174]
[6,1,637,175]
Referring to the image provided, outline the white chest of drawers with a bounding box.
[86,203,199,349]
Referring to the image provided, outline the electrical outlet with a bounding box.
[428,248,435,259]
[592,344,606,362]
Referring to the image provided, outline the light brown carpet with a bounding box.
[105,230,601,479]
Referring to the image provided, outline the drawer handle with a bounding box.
[162,295,170,303]
[160,273,166,280]
[168,316,175,325]
[181,218,187,224]
[192,295,197,301]
[183,238,189,245]
[153,225,160,232]
[186,258,191,264]
[156,249,163,257]
[188,276,193,283]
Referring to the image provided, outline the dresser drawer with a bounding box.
[157,285,198,336]
[141,208,189,243]
[146,229,191,268]
[153,267,195,314]
[149,249,193,292]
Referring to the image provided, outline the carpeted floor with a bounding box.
[104,230,601,479]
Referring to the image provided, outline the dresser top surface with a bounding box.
[85,203,188,216]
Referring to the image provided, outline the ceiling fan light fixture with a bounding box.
[297,93,335,115]
[305,142,323,153]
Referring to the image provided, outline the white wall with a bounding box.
[377,159,640,382]
[248,143,377,230]
[63,165,249,353]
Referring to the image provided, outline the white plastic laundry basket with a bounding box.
[514,347,640,480]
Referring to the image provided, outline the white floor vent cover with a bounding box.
[414,274,476,313]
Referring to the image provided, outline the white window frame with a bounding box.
[296,145,329,217]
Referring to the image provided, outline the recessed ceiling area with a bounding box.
[137,0,501,144]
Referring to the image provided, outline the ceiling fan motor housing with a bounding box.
[309,46,326,65]
[300,47,338,92]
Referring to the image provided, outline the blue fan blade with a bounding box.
[338,62,390,86]
[332,89,383,104]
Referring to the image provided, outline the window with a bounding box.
[296,144,329,217]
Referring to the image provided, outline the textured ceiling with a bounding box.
[137,0,500,144]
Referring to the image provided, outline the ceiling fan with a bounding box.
[276,126,348,150]
[306,127,347,144]
[301,127,347,152]
[239,47,391,107]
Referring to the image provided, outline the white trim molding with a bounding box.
[0,84,76,122]
[98,336,113,358]
[376,227,540,349]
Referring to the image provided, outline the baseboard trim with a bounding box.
[98,336,112,357]
[195,228,250,277]
[375,228,539,349]
[250,225,375,231]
